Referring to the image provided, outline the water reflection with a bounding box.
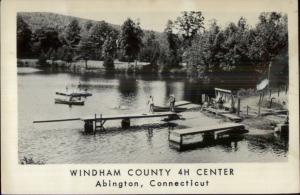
[118,75,138,97]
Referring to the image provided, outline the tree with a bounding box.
[78,30,94,68]
[84,21,93,32]
[119,18,144,64]
[249,12,288,72]
[164,20,181,69]
[89,21,118,60]
[17,15,32,58]
[32,27,62,61]
[139,31,160,65]
[174,11,205,46]
[65,19,81,48]
[102,36,117,72]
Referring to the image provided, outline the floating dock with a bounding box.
[169,123,246,146]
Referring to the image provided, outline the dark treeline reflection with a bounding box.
[118,75,138,97]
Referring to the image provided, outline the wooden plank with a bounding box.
[215,88,232,94]
[203,107,230,114]
[81,112,178,121]
[220,113,242,121]
[33,118,81,123]
[171,123,244,136]
[174,101,191,107]
[178,103,201,110]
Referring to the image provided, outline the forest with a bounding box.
[17,12,288,86]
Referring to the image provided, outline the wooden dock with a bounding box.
[202,107,242,122]
[81,112,179,133]
[33,112,179,133]
[219,113,242,122]
[169,123,246,145]
[202,107,230,114]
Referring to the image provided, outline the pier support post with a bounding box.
[246,105,249,116]
[237,98,241,116]
[121,118,130,129]
[84,120,94,133]
[179,135,183,146]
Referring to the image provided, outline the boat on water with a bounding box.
[54,97,85,105]
[151,105,187,113]
[55,91,92,97]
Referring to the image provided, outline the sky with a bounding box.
[55,11,261,32]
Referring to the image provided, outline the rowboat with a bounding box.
[56,91,92,97]
[151,105,187,113]
[55,98,85,105]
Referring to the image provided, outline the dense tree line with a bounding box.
[17,11,288,84]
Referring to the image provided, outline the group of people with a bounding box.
[147,94,176,113]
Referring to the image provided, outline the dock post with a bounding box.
[121,118,130,129]
[179,135,183,146]
[246,105,249,116]
[100,114,102,131]
[94,114,96,134]
[237,98,241,116]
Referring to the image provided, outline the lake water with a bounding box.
[18,68,288,163]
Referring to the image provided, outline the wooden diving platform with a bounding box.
[169,123,246,145]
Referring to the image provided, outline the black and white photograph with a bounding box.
[2,0,299,194]
[17,9,290,164]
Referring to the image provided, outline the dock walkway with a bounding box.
[202,107,242,122]
[81,112,179,133]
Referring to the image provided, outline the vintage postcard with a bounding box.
[1,0,299,194]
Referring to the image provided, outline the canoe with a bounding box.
[55,98,85,105]
[55,91,92,97]
[151,105,187,113]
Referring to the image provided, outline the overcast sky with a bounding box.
[55,11,261,32]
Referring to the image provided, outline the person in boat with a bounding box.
[147,95,154,113]
[168,94,176,112]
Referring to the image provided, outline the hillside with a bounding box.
[18,12,121,32]
[17,12,161,38]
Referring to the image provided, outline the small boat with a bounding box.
[151,105,187,113]
[55,91,92,97]
[55,98,85,105]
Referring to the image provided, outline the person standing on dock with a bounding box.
[168,94,176,112]
[147,95,154,113]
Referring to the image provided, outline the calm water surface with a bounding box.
[18,68,288,163]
